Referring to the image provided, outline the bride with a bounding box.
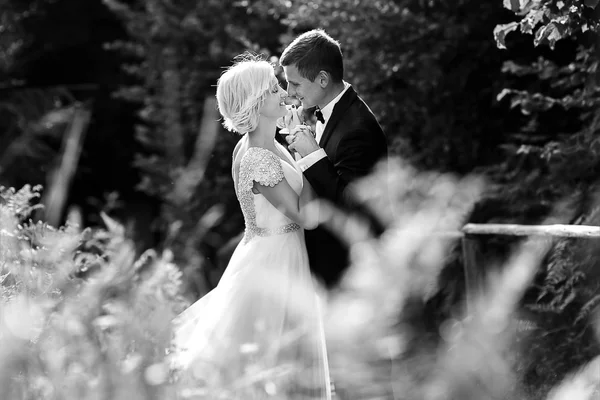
[169,56,331,399]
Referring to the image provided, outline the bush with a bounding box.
[0,185,188,399]
[2,164,600,399]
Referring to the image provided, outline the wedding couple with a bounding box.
[170,29,387,398]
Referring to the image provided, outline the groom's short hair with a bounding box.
[280,29,344,83]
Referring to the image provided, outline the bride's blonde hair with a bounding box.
[216,55,274,135]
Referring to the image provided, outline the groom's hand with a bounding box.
[286,125,319,157]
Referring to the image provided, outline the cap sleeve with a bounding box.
[239,147,284,191]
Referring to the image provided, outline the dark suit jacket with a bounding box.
[303,86,387,288]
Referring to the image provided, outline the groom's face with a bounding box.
[283,65,322,109]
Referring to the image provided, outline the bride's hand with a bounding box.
[284,106,304,131]
[277,105,303,133]
[287,125,318,157]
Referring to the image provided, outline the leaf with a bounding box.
[534,22,566,49]
[520,9,545,35]
[496,88,514,102]
[503,0,521,11]
[584,0,600,9]
[494,22,520,49]
[501,60,538,76]
[504,0,538,13]
[100,211,125,237]
[574,293,600,325]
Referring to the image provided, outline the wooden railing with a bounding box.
[460,223,600,311]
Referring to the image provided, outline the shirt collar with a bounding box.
[319,81,350,124]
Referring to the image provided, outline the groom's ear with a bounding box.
[316,70,330,88]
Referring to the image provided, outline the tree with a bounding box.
[0,0,95,225]
[459,0,600,394]
[251,0,521,173]
[104,0,287,297]
[486,0,600,219]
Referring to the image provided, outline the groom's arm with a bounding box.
[303,128,386,205]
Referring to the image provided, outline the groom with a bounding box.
[281,29,388,289]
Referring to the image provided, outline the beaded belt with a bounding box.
[243,222,301,243]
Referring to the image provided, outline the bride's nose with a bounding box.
[280,89,288,98]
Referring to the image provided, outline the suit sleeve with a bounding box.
[303,128,386,205]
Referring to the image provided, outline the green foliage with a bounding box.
[0,173,598,399]
[0,0,50,76]
[513,236,600,393]
[0,90,80,189]
[254,0,514,172]
[484,0,600,218]
[0,185,188,398]
[495,0,600,50]
[494,0,600,117]
[464,0,600,392]
[104,0,289,296]
[5,1,600,395]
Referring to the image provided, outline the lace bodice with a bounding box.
[236,144,303,243]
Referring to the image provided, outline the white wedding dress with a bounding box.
[170,138,331,399]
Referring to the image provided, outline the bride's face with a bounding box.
[259,78,288,120]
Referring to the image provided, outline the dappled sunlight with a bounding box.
[546,355,600,400]
[1,159,600,399]
[0,186,187,399]
[321,158,485,399]
[2,0,600,398]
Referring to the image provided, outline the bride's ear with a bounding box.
[316,70,330,88]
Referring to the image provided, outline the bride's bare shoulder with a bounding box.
[232,137,249,168]
[233,137,245,159]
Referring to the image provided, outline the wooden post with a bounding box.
[461,234,480,314]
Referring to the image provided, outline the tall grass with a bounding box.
[1,160,599,399]
[0,185,188,399]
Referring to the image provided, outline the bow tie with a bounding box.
[314,107,325,124]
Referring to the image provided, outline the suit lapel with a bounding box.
[319,86,358,148]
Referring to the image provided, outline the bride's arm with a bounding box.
[299,173,314,202]
[255,179,319,230]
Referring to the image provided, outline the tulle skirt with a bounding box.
[170,230,331,399]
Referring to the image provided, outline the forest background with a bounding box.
[3,0,600,399]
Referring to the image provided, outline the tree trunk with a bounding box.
[41,104,91,226]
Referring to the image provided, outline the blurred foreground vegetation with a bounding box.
[2,0,600,398]
[1,163,600,399]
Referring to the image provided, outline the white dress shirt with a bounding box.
[297,82,351,171]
